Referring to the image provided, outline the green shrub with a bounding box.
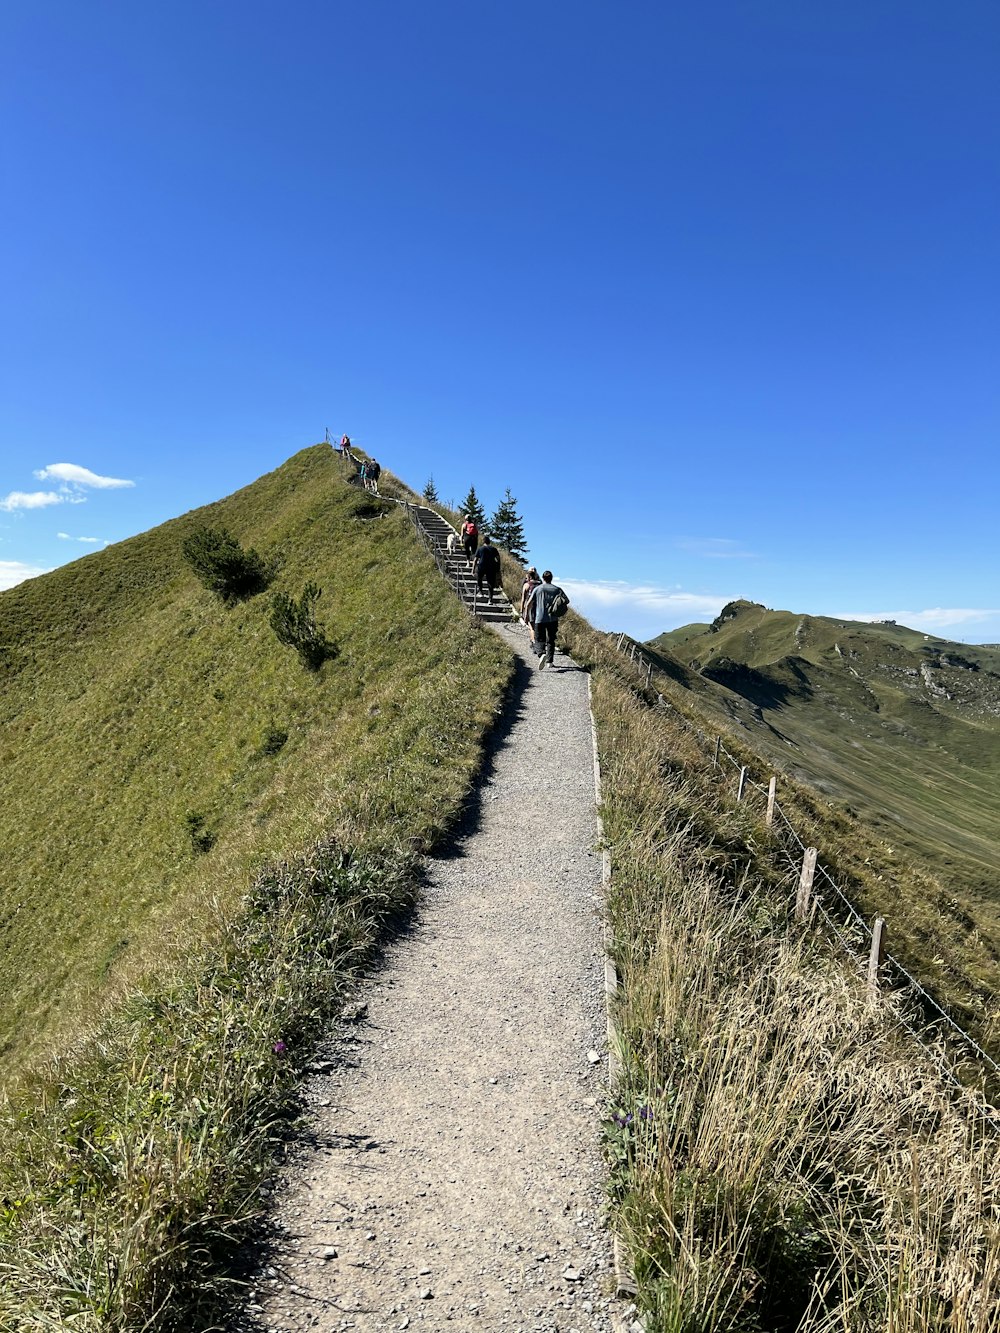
[270,583,336,671]
[259,723,289,756]
[183,810,216,854]
[181,525,276,604]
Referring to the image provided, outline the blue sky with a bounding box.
[2,1,998,642]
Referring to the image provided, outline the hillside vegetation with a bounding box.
[0,445,511,1327]
[649,600,1000,896]
[546,607,1000,1332]
[0,445,508,1072]
[4,454,999,1331]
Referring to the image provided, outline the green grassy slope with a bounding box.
[556,615,1000,1331]
[648,600,1000,895]
[0,444,510,1076]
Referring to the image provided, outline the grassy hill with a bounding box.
[0,445,509,1075]
[648,600,1000,896]
[4,456,999,1331]
[0,445,513,1328]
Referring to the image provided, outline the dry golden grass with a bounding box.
[557,619,1000,1331]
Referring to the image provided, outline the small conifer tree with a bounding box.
[270,582,336,671]
[181,525,276,605]
[459,485,486,528]
[489,489,528,563]
[423,476,439,503]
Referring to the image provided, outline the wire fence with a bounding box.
[607,631,1000,1130]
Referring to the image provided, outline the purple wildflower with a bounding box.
[273,1040,287,1056]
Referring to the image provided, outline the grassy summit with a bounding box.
[0,444,509,1076]
[648,600,1000,895]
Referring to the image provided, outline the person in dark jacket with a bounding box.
[527,570,569,669]
[473,536,502,603]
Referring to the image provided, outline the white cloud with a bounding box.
[0,559,49,590]
[0,490,65,512]
[57,532,106,544]
[1,462,135,514]
[34,463,135,489]
[675,537,757,559]
[836,608,1000,633]
[560,578,730,637]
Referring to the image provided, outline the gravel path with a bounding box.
[249,623,616,1333]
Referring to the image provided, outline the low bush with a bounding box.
[183,810,216,854]
[181,525,276,604]
[258,723,289,756]
[270,582,336,671]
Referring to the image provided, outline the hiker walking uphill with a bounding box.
[527,570,569,670]
[520,566,541,625]
[473,536,502,604]
[460,515,479,561]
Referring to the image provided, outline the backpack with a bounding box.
[549,588,569,618]
[466,521,478,537]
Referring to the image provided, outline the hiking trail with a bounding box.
[247,615,617,1333]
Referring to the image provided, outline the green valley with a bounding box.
[648,600,1000,897]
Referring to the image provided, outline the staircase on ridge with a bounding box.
[400,502,515,625]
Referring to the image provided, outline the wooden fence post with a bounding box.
[796,848,818,920]
[646,661,652,688]
[713,736,721,769]
[736,767,747,802]
[766,776,777,828]
[868,918,886,992]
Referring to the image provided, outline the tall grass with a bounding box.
[586,660,1000,1331]
[0,842,413,1330]
[610,860,1000,1330]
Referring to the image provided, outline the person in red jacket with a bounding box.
[460,516,479,561]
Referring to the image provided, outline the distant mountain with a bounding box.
[647,600,1000,895]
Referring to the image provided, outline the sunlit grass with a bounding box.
[0,445,512,1328]
[563,621,1000,1331]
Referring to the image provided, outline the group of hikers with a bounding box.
[330,437,569,670]
[337,435,381,493]
[457,515,569,671]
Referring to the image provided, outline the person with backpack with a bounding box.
[460,515,479,561]
[473,536,502,604]
[369,459,381,494]
[527,570,569,670]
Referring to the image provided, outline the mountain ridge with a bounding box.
[646,599,1000,895]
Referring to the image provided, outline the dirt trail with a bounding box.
[250,624,617,1332]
